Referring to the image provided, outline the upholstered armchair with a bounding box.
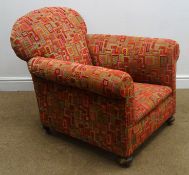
[10,7,180,167]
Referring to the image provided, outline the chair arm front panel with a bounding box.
[28,57,134,100]
[32,75,129,157]
[86,34,179,91]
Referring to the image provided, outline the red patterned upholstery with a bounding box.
[126,95,174,156]
[134,83,172,122]
[31,75,175,157]
[11,7,92,65]
[28,57,134,99]
[86,34,179,90]
[10,7,180,160]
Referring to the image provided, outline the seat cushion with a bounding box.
[134,83,172,122]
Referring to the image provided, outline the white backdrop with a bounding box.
[0,0,189,90]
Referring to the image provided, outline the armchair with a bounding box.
[10,7,180,167]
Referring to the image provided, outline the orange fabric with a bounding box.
[11,7,92,65]
[133,83,172,122]
[28,57,134,99]
[86,34,179,91]
[10,7,180,158]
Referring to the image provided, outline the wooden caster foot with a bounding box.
[166,116,175,126]
[42,125,51,134]
[117,156,133,167]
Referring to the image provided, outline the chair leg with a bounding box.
[166,116,175,126]
[42,125,51,134]
[116,156,133,167]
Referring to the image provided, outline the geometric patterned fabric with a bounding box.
[127,95,174,156]
[86,34,179,91]
[10,7,180,158]
[28,56,172,123]
[11,7,92,65]
[32,75,175,157]
[133,83,172,122]
[28,56,134,99]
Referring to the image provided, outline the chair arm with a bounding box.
[86,34,180,89]
[87,34,180,65]
[28,57,134,99]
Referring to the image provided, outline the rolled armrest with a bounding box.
[28,57,134,99]
[87,34,179,65]
[86,34,180,90]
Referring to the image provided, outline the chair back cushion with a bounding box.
[10,7,92,65]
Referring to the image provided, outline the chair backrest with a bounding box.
[10,7,92,65]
